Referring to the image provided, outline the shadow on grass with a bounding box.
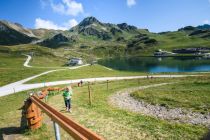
[202,131,210,140]
[0,110,27,140]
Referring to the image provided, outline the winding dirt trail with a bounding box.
[0,55,202,97]
[109,83,210,126]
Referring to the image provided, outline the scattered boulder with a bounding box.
[127,33,157,51]
[197,24,210,30]
[116,37,126,42]
[189,29,208,36]
[110,27,122,35]
[79,27,112,40]
[117,23,138,31]
[38,33,70,48]
[178,26,195,31]
[144,39,158,44]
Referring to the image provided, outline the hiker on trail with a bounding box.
[78,80,83,87]
[80,80,83,87]
[62,86,73,112]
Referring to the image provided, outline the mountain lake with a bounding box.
[98,56,210,73]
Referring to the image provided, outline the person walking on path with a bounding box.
[62,85,73,112]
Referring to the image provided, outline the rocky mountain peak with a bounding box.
[14,23,23,28]
[117,23,137,31]
[78,16,102,27]
[51,33,69,42]
[197,24,210,30]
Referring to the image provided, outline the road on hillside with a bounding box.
[0,74,199,97]
[0,54,202,97]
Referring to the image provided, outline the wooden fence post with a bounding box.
[106,80,109,91]
[25,98,42,129]
[88,82,92,105]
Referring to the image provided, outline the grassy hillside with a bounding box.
[1,17,210,58]
[38,29,210,57]
[0,52,48,86]
[26,64,146,83]
[155,31,210,50]
[0,44,68,86]
[0,21,36,45]
[35,17,210,57]
[131,76,210,114]
[0,78,208,139]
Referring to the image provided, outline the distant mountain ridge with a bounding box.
[38,16,155,49]
[0,20,36,37]
[197,24,210,30]
[70,16,140,40]
[178,24,210,39]
[0,20,37,45]
[0,20,62,45]
[0,17,210,57]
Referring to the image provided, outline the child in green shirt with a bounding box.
[62,86,73,112]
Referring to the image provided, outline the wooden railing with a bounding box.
[25,95,104,140]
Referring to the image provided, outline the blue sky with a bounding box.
[0,0,210,32]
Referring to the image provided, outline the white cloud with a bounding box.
[51,3,65,14]
[65,19,78,28]
[127,0,136,7]
[51,0,84,16]
[203,19,210,24]
[35,18,78,30]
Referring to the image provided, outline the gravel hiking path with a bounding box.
[0,55,203,97]
[109,83,210,126]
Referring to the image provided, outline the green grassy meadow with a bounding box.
[0,77,209,139]
[131,75,210,114]
[0,43,210,139]
[0,44,68,86]
[27,64,147,83]
[0,52,49,86]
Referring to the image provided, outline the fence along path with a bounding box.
[30,95,104,140]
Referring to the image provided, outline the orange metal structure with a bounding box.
[25,98,42,129]
[25,87,61,129]
[24,87,104,140]
[39,87,61,99]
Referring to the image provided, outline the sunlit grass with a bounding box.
[27,64,146,83]
[131,75,210,114]
[47,78,208,139]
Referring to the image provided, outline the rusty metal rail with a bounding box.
[30,95,104,140]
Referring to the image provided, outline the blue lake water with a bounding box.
[98,57,210,73]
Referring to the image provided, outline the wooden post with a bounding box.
[106,80,109,91]
[88,82,92,105]
[25,99,42,129]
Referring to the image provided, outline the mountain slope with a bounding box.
[0,20,36,37]
[31,28,63,39]
[38,33,72,48]
[178,25,210,39]
[0,21,37,45]
[0,17,210,57]
[69,17,150,40]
